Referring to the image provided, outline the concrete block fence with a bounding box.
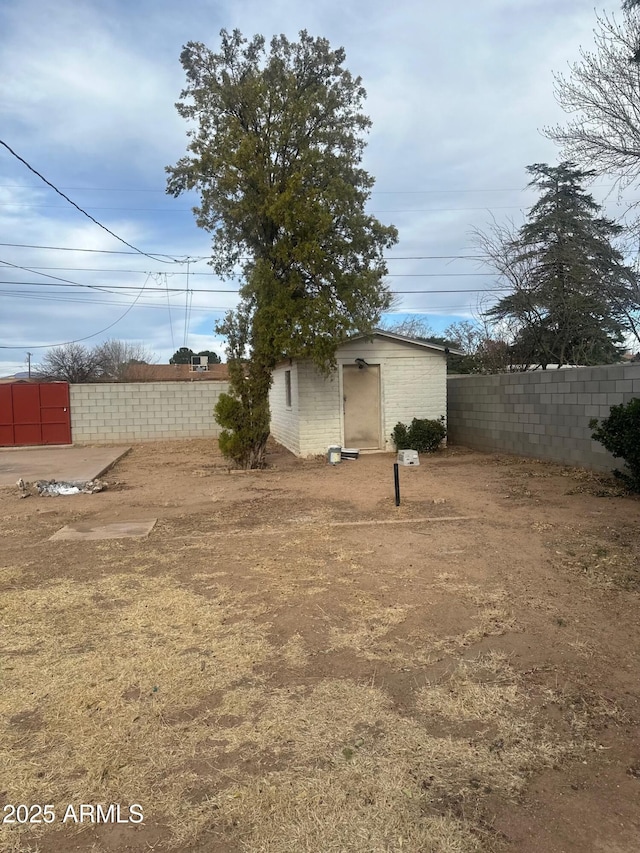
[447,363,640,472]
[70,381,230,444]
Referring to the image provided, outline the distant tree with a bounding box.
[546,12,640,195]
[169,347,221,366]
[36,343,102,383]
[477,163,634,368]
[95,339,155,380]
[623,1,640,11]
[167,29,397,468]
[381,316,435,340]
[382,316,510,374]
[169,347,195,365]
[382,317,461,371]
[443,320,511,374]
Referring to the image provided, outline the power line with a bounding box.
[0,241,485,261]
[0,264,487,273]
[0,279,238,293]
[0,265,495,278]
[0,289,230,312]
[0,202,597,213]
[0,139,179,265]
[183,258,192,348]
[0,274,152,349]
[0,202,532,212]
[0,280,507,295]
[158,273,176,352]
[1,287,192,305]
[0,240,194,258]
[0,257,121,294]
[0,182,623,194]
[1,290,481,315]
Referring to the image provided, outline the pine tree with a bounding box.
[485,163,632,368]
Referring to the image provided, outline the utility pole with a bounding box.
[26,351,32,379]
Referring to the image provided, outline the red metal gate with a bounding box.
[0,382,72,446]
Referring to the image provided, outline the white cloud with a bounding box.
[1,0,187,170]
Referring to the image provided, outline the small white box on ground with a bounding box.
[327,445,342,464]
[397,449,419,466]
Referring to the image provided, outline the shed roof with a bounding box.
[343,329,464,356]
[274,329,464,369]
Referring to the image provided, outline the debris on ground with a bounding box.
[16,478,107,497]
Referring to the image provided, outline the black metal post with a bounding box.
[394,463,400,506]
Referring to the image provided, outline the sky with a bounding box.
[0,0,631,375]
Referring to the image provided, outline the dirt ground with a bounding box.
[0,440,639,853]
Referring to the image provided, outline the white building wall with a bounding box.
[282,338,448,457]
[297,361,342,456]
[269,363,301,455]
[335,339,447,451]
[378,355,446,448]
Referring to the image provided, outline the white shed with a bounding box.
[269,330,452,457]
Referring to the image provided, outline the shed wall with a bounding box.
[269,363,301,455]
[376,354,446,446]
[336,340,446,452]
[285,339,448,456]
[297,361,342,456]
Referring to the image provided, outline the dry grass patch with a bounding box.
[417,653,519,722]
[428,576,519,651]
[554,528,640,590]
[221,772,487,853]
[322,576,520,669]
[0,574,271,850]
[559,467,630,497]
[327,597,409,658]
[416,652,572,786]
[280,633,309,668]
[200,660,578,853]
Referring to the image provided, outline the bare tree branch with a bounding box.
[36,343,102,383]
[546,12,640,201]
[95,339,156,381]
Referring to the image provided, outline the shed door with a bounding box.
[343,364,381,449]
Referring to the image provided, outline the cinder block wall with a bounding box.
[447,364,640,471]
[70,382,230,443]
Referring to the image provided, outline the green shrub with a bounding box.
[390,421,410,450]
[590,398,640,492]
[214,390,270,469]
[391,416,446,454]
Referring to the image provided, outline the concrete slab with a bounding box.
[50,519,157,541]
[0,446,130,487]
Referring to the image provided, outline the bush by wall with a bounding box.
[590,398,640,492]
[391,416,446,453]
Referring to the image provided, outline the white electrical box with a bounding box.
[190,355,209,372]
[397,449,419,466]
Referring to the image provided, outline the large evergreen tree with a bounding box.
[483,163,633,368]
[167,30,398,467]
